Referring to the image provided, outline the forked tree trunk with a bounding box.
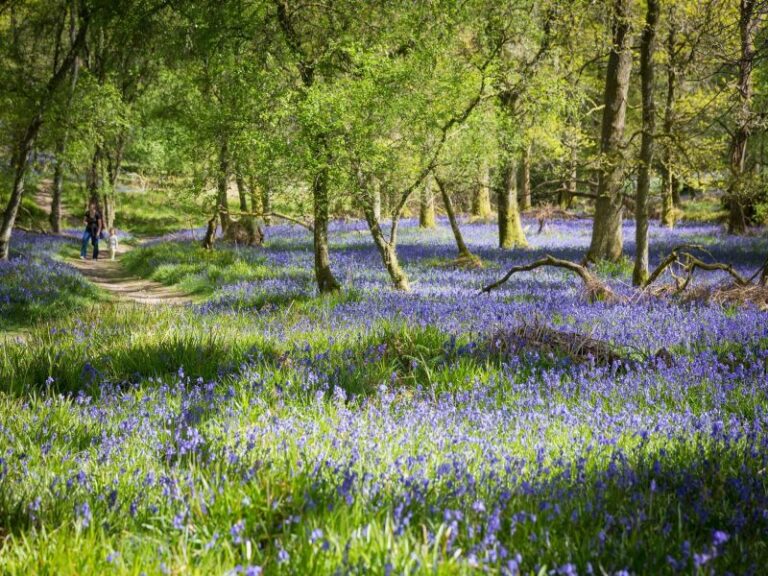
[587,0,633,263]
[419,174,436,228]
[471,162,493,220]
[498,159,528,249]
[633,0,659,286]
[358,171,410,291]
[727,0,759,235]
[517,147,531,211]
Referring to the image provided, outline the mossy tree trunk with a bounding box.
[471,162,493,220]
[727,0,759,235]
[313,145,340,293]
[587,0,633,263]
[419,175,436,228]
[497,158,528,249]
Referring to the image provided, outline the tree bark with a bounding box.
[586,0,633,263]
[202,213,218,250]
[419,174,436,228]
[103,132,126,230]
[471,162,493,220]
[86,146,102,206]
[372,180,382,222]
[498,158,528,249]
[260,185,272,226]
[357,170,409,290]
[313,156,340,292]
[517,146,532,211]
[560,144,577,210]
[660,11,677,229]
[633,0,659,286]
[727,0,759,235]
[217,139,231,234]
[435,176,475,261]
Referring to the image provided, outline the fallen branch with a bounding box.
[644,245,749,293]
[481,255,617,303]
[221,208,314,231]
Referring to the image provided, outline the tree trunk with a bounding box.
[235,171,259,242]
[517,147,531,211]
[86,146,102,206]
[372,180,382,222]
[436,176,474,259]
[202,213,218,250]
[660,11,676,228]
[103,133,126,230]
[261,185,272,226]
[357,170,409,290]
[471,162,493,220]
[236,173,249,212]
[50,149,66,233]
[0,136,37,259]
[633,0,659,287]
[380,182,390,221]
[560,145,577,210]
[313,153,340,293]
[728,0,759,235]
[419,174,436,228]
[217,139,231,234]
[587,0,633,263]
[498,159,528,249]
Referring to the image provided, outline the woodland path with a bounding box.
[69,243,194,306]
[34,180,194,306]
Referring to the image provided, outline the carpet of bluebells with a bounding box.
[0,231,98,326]
[1,218,767,575]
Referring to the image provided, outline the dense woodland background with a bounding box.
[1,0,767,290]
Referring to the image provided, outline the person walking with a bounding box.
[80,201,104,260]
[108,227,119,260]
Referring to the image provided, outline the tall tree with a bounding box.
[633,0,659,286]
[727,0,763,234]
[586,0,633,263]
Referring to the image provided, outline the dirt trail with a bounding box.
[70,243,193,305]
[27,179,194,306]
